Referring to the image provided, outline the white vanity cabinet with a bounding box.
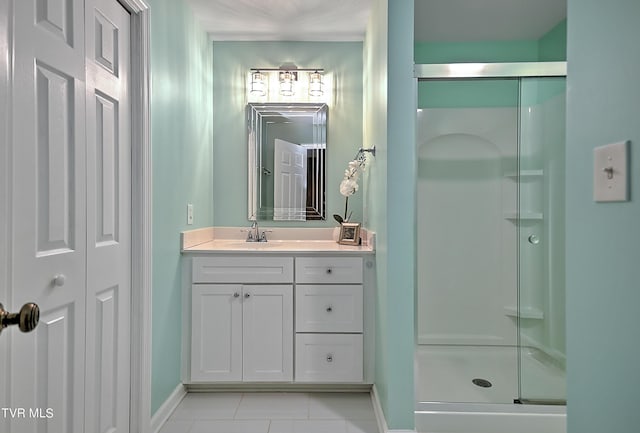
[184,250,374,387]
[190,257,294,382]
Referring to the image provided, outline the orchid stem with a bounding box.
[344,196,349,221]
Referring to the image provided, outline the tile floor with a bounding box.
[158,392,380,433]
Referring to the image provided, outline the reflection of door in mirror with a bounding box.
[247,103,327,221]
[274,139,307,221]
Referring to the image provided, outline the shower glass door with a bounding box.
[416,78,520,403]
[415,70,567,406]
[517,77,567,404]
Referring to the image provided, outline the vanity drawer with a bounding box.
[295,285,363,333]
[295,334,363,383]
[295,257,363,284]
[193,256,293,283]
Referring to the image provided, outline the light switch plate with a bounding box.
[593,141,629,202]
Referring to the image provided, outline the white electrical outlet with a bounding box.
[594,141,629,202]
[187,204,194,225]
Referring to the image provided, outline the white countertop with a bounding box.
[181,227,375,254]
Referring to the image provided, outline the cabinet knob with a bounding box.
[233,292,240,298]
[244,293,251,298]
[52,274,66,287]
[326,353,334,363]
[326,306,333,313]
[326,268,333,275]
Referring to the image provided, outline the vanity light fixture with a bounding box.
[248,67,326,102]
[250,70,267,96]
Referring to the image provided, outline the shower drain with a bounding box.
[472,378,493,388]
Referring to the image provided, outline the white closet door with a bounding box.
[10,0,87,431]
[6,0,133,432]
[84,0,131,431]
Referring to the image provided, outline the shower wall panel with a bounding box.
[416,107,518,347]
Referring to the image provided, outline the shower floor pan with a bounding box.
[415,345,565,433]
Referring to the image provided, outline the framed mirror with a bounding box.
[247,103,327,221]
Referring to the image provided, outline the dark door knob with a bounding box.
[0,302,40,334]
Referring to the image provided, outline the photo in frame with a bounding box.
[338,222,361,246]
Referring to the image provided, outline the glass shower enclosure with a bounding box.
[415,64,566,408]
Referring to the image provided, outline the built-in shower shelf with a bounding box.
[503,212,543,221]
[504,306,544,320]
[504,169,544,179]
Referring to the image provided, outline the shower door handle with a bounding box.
[0,302,40,335]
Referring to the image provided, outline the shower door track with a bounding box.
[516,398,567,406]
[414,61,567,80]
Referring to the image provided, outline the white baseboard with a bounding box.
[371,384,415,433]
[150,383,187,433]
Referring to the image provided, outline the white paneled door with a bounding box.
[5,0,132,432]
[273,139,307,221]
[11,0,87,430]
[85,0,131,432]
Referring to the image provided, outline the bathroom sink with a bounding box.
[215,240,273,249]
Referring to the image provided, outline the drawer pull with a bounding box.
[244,293,251,298]
[326,353,334,363]
[326,268,333,274]
[233,292,240,298]
[326,306,333,313]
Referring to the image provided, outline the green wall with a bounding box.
[419,79,519,108]
[566,1,640,431]
[415,40,539,64]
[539,20,567,61]
[149,0,213,415]
[363,0,389,422]
[211,42,363,227]
[365,0,416,428]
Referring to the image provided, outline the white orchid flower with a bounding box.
[336,150,370,223]
[340,178,359,197]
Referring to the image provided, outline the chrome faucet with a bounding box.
[251,221,259,241]
[245,221,269,242]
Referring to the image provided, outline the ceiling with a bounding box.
[184,0,373,41]
[185,0,566,42]
[414,0,567,42]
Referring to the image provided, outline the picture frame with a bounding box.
[338,222,361,246]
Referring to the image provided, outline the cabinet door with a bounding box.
[243,285,293,382]
[191,285,242,382]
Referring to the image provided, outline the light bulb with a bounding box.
[309,71,323,97]
[279,71,295,97]
[250,71,266,96]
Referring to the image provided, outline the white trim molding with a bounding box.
[124,0,149,12]
[150,384,187,433]
[0,2,12,432]
[371,385,416,433]
[119,1,152,433]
